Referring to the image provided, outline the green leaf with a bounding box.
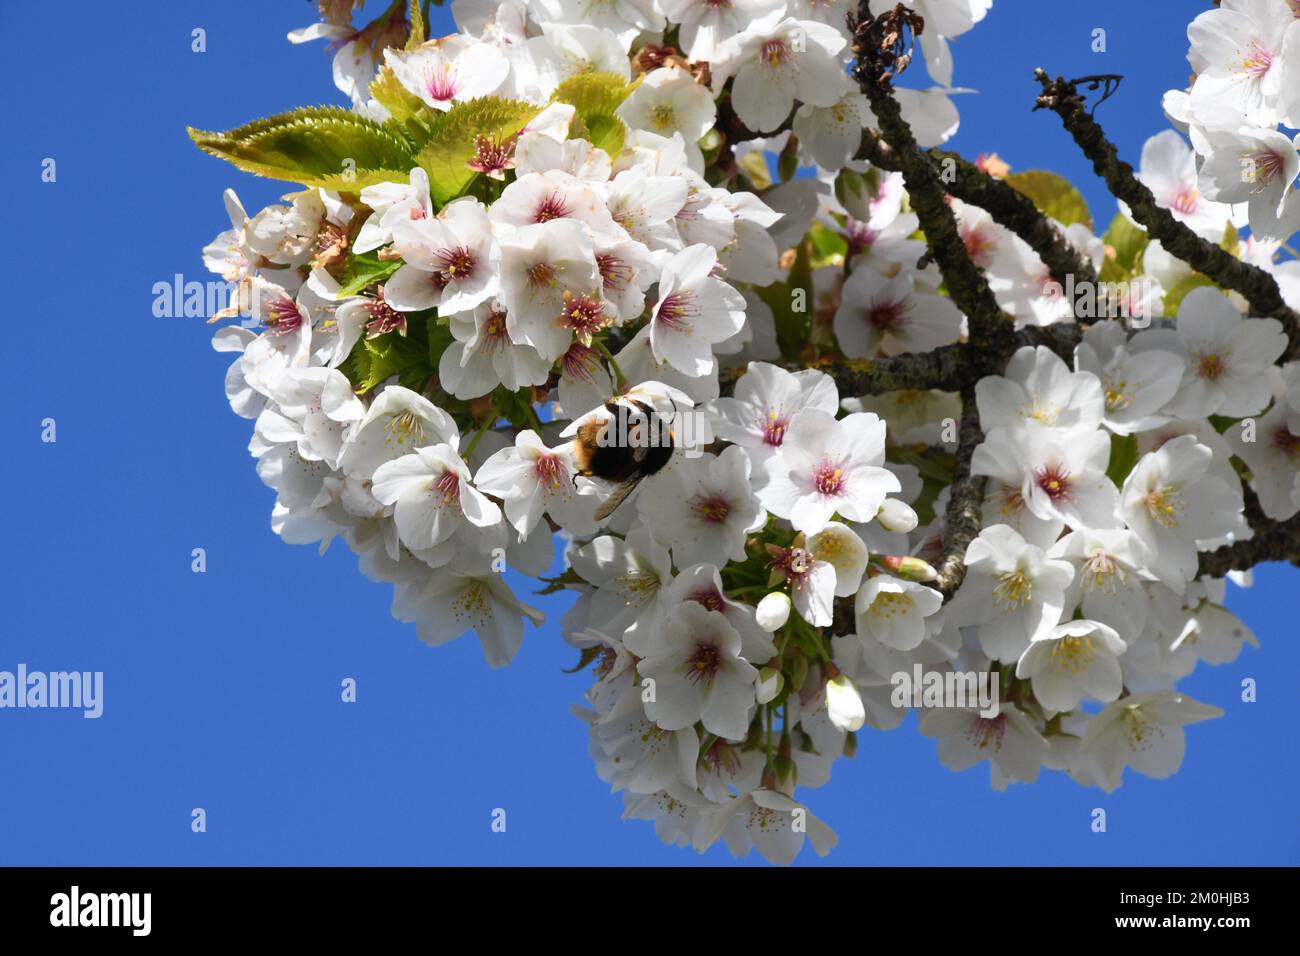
[1098,213,1149,284]
[550,72,637,156]
[344,332,432,393]
[406,0,424,48]
[755,241,813,362]
[1005,170,1093,231]
[807,221,848,269]
[1220,220,1241,258]
[188,106,415,190]
[369,65,430,131]
[736,151,772,190]
[427,313,455,369]
[1162,273,1219,317]
[415,97,542,203]
[1106,432,1139,489]
[335,250,402,298]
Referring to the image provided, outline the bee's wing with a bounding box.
[594,477,643,521]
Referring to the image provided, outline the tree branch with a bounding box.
[856,128,1104,310]
[852,6,1014,357]
[935,386,986,597]
[1033,69,1300,359]
[1198,511,1300,578]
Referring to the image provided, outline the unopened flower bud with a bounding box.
[826,675,866,732]
[886,555,939,582]
[755,592,792,632]
[876,498,919,533]
[756,666,784,704]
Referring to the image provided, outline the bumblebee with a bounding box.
[572,398,676,520]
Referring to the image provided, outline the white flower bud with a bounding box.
[755,592,792,632]
[876,498,919,533]
[756,666,784,704]
[826,675,866,733]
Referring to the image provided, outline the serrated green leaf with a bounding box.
[1005,170,1093,232]
[370,65,430,130]
[336,250,402,298]
[188,106,416,189]
[550,72,637,156]
[1098,212,1150,284]
[415,97,542,203]
[1163,273,1219,317]
[347,332,432,393]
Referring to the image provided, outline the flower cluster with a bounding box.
[191,0,1298,863]
[1162,0,1300,243]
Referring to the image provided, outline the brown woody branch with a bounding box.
[854,73,1013,355]
[1033,69,1300,359]
[1198,511,1300,578]
[935,386,986,597]
[856,129,1104,310]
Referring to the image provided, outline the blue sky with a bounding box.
[1,0,1295,866]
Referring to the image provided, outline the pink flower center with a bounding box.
[481,310,509,351]
[423,63,458,103]
[1249,148,1285,186]
[1194,351,1227,381]
[467,134,515,179]
[962,225,995,267]
[433,469,461,505]
[655,290,698,333]
[434,246,478,287]
[1273,426,1300,458]
[1034,463,1073,502]
[534,454,566,490]
[760,409,790,447]
[761,39,789,66]
[813,460,846,497]
[692,494,732,524]
[771,545,815,588]
[1243,40,1274,78]
[865,298,910,333]
[846,220,879,257]
[965,714,1006,751]
[1169,186,1200,216]
[265,297,304,335]
[558,291,609,343]
[561,342,603,385]
[534,192,572,223]
[686,643,721,685]
[689,587,726,612]
[363,287,406,338]
[597,252,633,292]
[526,261,557,287]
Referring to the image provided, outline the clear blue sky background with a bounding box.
[1,0,1295,866]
